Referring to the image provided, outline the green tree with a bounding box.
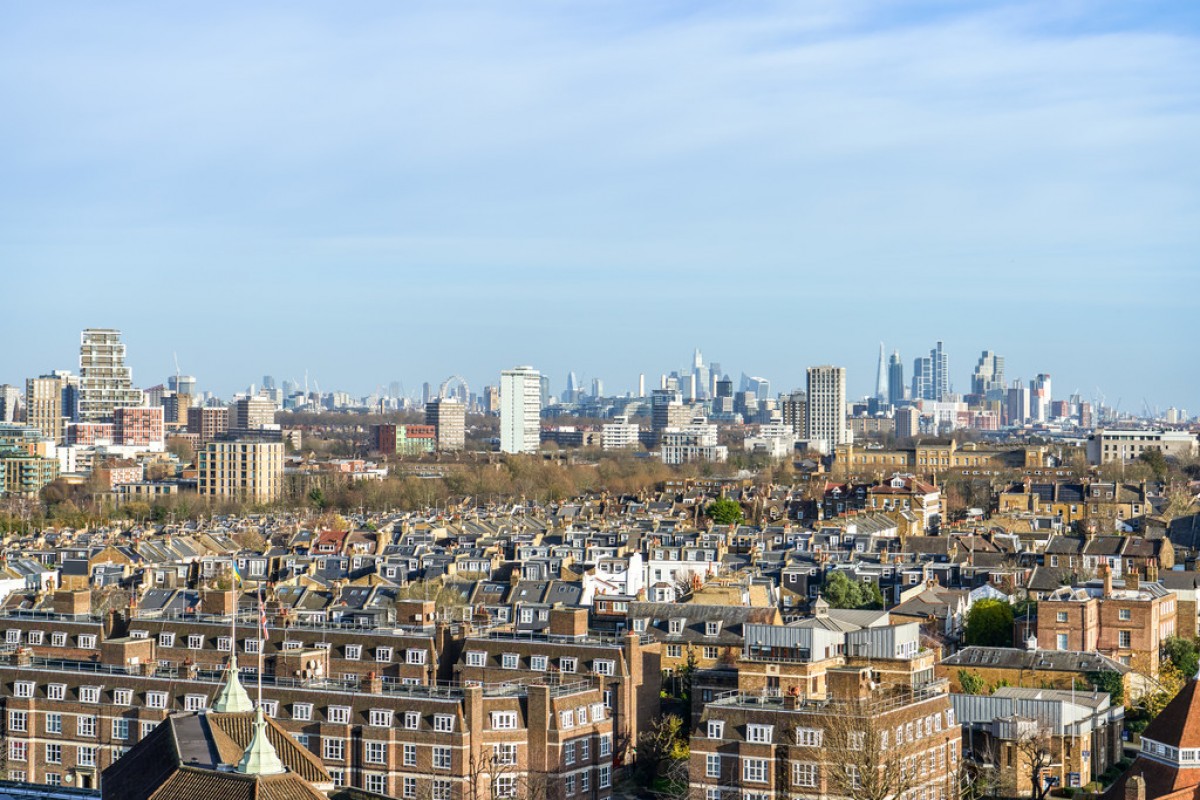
[1139,447,1169,481]
[705,497,744,526]
[963,599,1015,647]
[821,570,865,609]
[958,670,987,695]
[1086,671,1124,705]
[862,581,885,610]
[1164,636,1200,679]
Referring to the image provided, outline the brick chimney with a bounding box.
[201,589,238,617]
[1102,565,1113,598]
[1125,774,1146,800]
[549,607,588,639]
[1127,570,1140,591]
[52,589,92,617]
[827,666,874,703]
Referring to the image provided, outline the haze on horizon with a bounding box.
[2,1,1198,408]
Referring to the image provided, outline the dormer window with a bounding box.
[705,621,721,637]
[669,619,685,635]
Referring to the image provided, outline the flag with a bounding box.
[229,561,243,586]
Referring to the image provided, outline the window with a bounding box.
[599,765,611,789]
[1119,630,1132,648]
[8,711,27,732]
[404,777,418,799]
[48,713,62,734]
[140,720,156,738]
[1120,609,1132,621]
[706,754,721,777]
[14,681,33,699]
[376,647,393,663]
[365,741,387,765]
[560,657,577,673]
[329,769,345,787]
[467,651,487,667]
[600,735,612,757]
[217,637,232,652]
[494,743,517,765]
[131,629,149,640]
[345,644,362,660]
[739,762,768,786]
[435,714,455,733]
[282,639,302,651]
[27,631,42,645]
[494,775,516,798]
[46,774,62,787]
[1057,633,1069,650]
[294,703,313,721]
[591,703,606,721]
[366,774,387,793]
[581,738,591,761]
[502,653,520,670]
[793,762,818,787]
[1056,611,1068,623]
[51,632,67,647]
[581,771,589,792]
[185,695,207,711]
[46,743,62,764]
[48,684,66,700]
[566,775,577,795]
[703,646,719,660]
[370,709,393,728]
[78,746,97,767]
[159,632,175,648]
[669,619,685,634]
[78,716,97,737]
[79,634,96,649]
[187,634,204,649]
[746,724,773,744]
[405,711,421,730]
[530,655,548,671]
[560,710,574,729]
[328,706,351,724]
[8,741,26,762]
[244,638,261,654]
[492,711,518,730]
[564,741,576,765]
[795,728,822,747]
[433,745,452,770]
[113,688,133,705]
[324,737,345,760]
[112,718,131,739]
[705,621,720,636]
[594,659,615,676]
[3,629,17,645]
[407,648,427,665]
[433,779,452,800]
[666,645,681,658]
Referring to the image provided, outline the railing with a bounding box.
[712,679,950,713]
[1,653,599,699]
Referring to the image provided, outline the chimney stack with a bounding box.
[1103,565,1113,598]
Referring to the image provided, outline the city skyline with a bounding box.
[3,2,1198,406]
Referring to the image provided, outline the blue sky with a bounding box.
[2,1,1198,408]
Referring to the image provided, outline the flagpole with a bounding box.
[258,585,264,708]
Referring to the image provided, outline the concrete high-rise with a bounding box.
[77,328,143,421]
[971,351,1006,397]
[197,439,284,501]
[25,375,65,442]
[1007,380,1031,425]
[499,366,542,454]
[780,391,807,437]
[931,340,949,401]
[887,350,905,405]
[911,355,933,401]
[232,396,276,432]
[805,366,850,451]
[425,397,466,451]
[874,342,888,402]
[1031,373,1052,423]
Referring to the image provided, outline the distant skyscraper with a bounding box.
[887,350,905,405]
[421,382,432,404]
[1030,374,1052,423]
[565,371,580,403]
[638,373,646,397]
[741,374,771,401]
[931,340,949,400]
[590,377,604,398]
[262,375,276,392]
[805,366,850,450]
[781,391,807,437]
[1007,379,1031,425]
[500,366,542,454]
[911,355,933,401]
[0,385,21,423]
[425,398,466,451]
[25,375,65,442]
[77,328,143,422]
[971,351,1005,397]
[168,374,197,397]
[874,342,888,403]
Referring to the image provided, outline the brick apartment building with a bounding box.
[113,406,164,449]
[0,591,616,799]
[1037,568,1176,674]
[689,666,960,800]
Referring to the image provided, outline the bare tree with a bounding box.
[820,699,920,800]
[1008,725,1056,800]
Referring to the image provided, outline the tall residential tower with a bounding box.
[500,366,542,454]
[77,328,143,421]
